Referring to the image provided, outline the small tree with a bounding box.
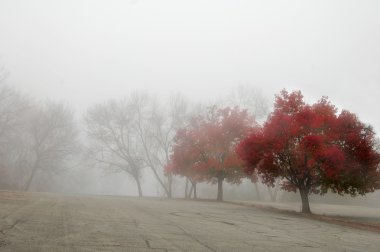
[0,85,30,154]
[168,106,255,201]
[237,90,380,213]
[24,101,79,190]
[85,99,145,197]
[165,127,204,199]
[0,85,30,189]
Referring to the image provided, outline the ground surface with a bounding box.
[0,191,379,251]
[234,200,380,226]
[235,200,380,222]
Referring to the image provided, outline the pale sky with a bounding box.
[0,0,379,133]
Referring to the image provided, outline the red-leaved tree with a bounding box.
[165,127,204,198]
[237,90,380,213]
[167,106,255,201]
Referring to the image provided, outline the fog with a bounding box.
[0,0,379,207]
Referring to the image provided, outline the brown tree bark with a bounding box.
[217,176,224,201]
[193,182,197,199]
[135,177,143,197]
[184,178,189,198]
[299,188,311,214]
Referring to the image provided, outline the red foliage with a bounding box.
[237,90,380,198]
[166,106,256,186]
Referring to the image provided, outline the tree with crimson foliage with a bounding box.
[166,106,255,201]
[237,90,380,213]
[165,127,202,198]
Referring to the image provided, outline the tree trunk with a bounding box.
[217,176,224,201]
[253,182,261,201]
[24,167,38,191]
[139,135,171,198]
[167,174,172,198]
[134,176,143,197]
[193,182,197,199]
[188,183,194,198]
[299,188,311,214]
[185,178,189,198]
[147,164,170,197]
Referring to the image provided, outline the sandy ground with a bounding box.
[0,191,379,251]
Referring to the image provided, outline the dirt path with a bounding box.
[0,191,378,251]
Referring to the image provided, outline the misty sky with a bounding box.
[0,0,379,133]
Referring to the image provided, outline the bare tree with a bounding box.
[149,93,190,197]
[128,92,169,197]
[129,92,190,198]
[0,86,30,152]
[23,101,79,191]
[84,99,145,197]
[85,92,192,198]
[0,85,31,189]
